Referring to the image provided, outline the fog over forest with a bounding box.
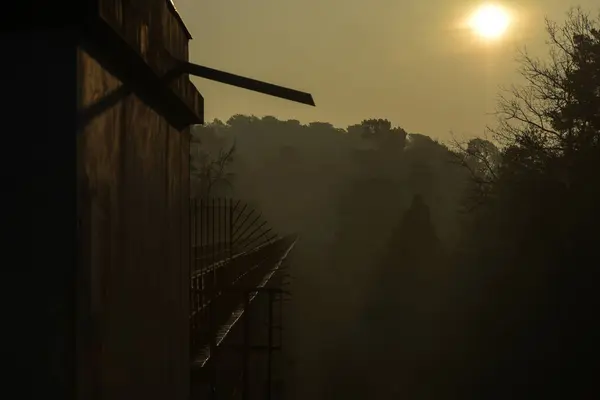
[190,8,599,399]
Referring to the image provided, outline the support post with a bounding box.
[266,289,274,400]
[209,301,217,400]
[242,291,251,400]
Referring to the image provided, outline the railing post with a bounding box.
[266,289,274,400]
[217,197,221,294]
[202,197,206,294]
[191,198,198,356]
[242,291,250,400]
[212,197,216,293]
[209,300,217,399]
[229,199,233,260]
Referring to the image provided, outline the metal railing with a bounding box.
[189,198,295,399]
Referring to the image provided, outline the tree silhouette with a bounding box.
[190,123,236,198]
[385,194,442,268]
[454,8,600,398]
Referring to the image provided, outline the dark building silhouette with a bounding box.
[4,2,313,400]
[5,2,201,400]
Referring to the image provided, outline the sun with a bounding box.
[468,4,511,40]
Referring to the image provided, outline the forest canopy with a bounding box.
[189,7,599,399]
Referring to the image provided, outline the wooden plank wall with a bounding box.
[97,0,202,117]
[77,47,190,400]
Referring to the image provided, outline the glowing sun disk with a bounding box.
[469,4,511,39]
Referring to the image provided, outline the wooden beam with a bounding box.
[180,61,316,107]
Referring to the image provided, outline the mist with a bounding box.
[191,116,472,398]
[188,7,600,399]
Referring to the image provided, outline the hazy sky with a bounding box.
[175,1,597,140]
